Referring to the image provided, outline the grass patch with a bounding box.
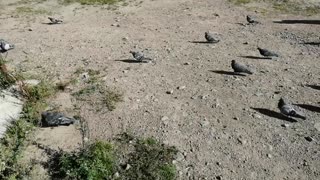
[16,6,51,15]
[61,0,121,5]
[102,88,123,111]
[0,58,17,89]
[229,0,320,16]
[1,57,58,179]
[121,137,178,180]
[229,0,251,5]
[49,141,114,179]
[0,81,57,179]
[47,134,178,179]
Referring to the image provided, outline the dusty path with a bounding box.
[1,0,320,179]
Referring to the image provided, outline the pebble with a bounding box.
[216,175,222,180]
[253,113,262,119]
[267,154,272,158]
[161,116,169,121]
[184,62,191,65]
[305,136,314,142]
[113,172,120,178]
[314,123,320,132]
[166,90,174,94]
[177,86,186,90]
[281,124,289,128]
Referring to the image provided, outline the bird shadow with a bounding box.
[41,22,61,25]
[306,84,320,90]
[273,20,320,25]
[251,108,297,122]
[209,70,246,76]
[294,104,320,113]
[189,41,219,44]
[239,55,272,60]
[302,42,320,46]
[115,59,146,63]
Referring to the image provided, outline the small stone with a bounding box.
[184,62,190,65]
[281,124,289,128]
[177,86,186,90]
[161,116,169,121]
[28,28,33,31]
[305,136,313,142]
[216,175,222,180]
[200,120,210,127]
[233,117,239,121]
[125,164,131,170]
[122,37,129,41]
[116,24,121,27]
[113,172,120,178]
[166,90,173,94]
[253,113,262,119]
[123,70,128,73]
[216,162,221,166]
[303,160,308,166]
[314,123,320,132]
[267,154,272,158]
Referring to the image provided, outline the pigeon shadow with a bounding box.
[209,70,246,76]
[294,104,320,113]
[115,59,146,63]
[302,42,320,46]
[306,84,320,90]
[189,41,219,44]
[273,20,320,25]
[251,108,297,122]
[42,22,62,25]
[239,55,272,60]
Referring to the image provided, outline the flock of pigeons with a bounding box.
[0,15,307,121]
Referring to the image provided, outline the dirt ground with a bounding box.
[1,0,320,179]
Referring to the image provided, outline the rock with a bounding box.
[41,112,76,127]
[161,116,169,121]
[281,124,289,128]
[0,90,23,138]
[184,62,190,65]
[253,113,262,119]
[314,123,320,132]
[200,119,210,127]
[28,28,33,31]
[166,90,173,94]
[177,86,186,90]
[216,175,222,180]
[305,136,314,142]
[267,154,272,158]
[113,172,120,178]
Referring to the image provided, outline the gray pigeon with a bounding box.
[130,51,152,62]
[48,17,63,24]
[246,15,258,24]
[41,111,76,127]
[0,39,14,53]
[205,32,219,43]
[231,60,253,74]
[258,47,279,57]
[278,98,306,120]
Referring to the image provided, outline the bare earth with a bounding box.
[1,0,320,179]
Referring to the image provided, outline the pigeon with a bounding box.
[130,51,152,62]
[205,32,220,43]
[48,17,63,24]
[231,60,253,75]
[41,111,76,127]
[278,98,306,120]
[0,39,14,53]
[246,15,258,24]
[257,47,279,57]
